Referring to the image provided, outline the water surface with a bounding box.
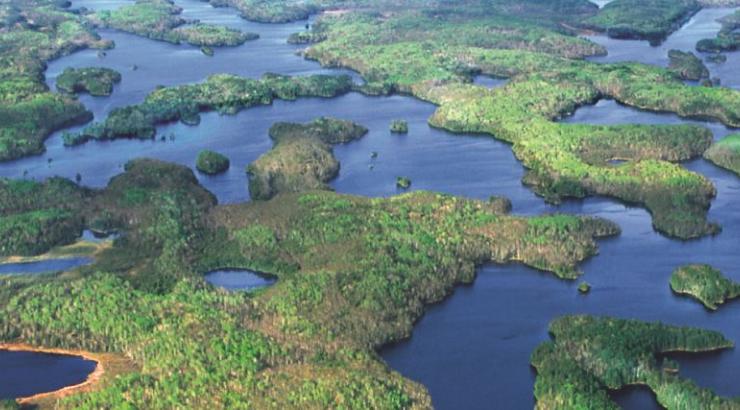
[2,0,739,408]
[0,257,92,275]
[0,350,96,399]
[204,269,276,291]
[586,7,740,89]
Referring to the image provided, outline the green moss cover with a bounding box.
[532,315,737,409]
[670,264,740,310]
[247,117,368,200]
[196,150,230,175]
[56,67,122,96]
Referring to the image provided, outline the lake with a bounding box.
[1,0,738,407]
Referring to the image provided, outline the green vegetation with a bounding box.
[0,177,90,256]
[0,158,620,407]
[64,73,354,145]
[578,281,590,293]
[581,0,700,43]
[302,9,740,239]
[396,176,411,189]
[390,119,408,134]
[532,315,738,409]
[0,0,113,161]
[56,67,122,96]
[667,49,709,81]
[670,264,740,310]
[704,133,740,176]
[196,150,230,175]
[90,0,258,47]
[696,9,740,52]
[247,117,368,200]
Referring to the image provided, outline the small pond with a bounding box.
[204,269,276,291]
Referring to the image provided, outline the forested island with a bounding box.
[670,264,740,310]
[1,0,740,408]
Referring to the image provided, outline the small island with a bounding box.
[577,281,591,293]
[670,264,740,310]
[196,150,230,175]
[704,133,740,176]
[247,117,368,200]
[390,119,409,134]
[667,50,709,81]
[56,67,122,96]
[396,176,412,189]
[532,315,736,409]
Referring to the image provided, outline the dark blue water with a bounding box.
[0,0,738,408]
[204,269,276,291]
[0,257,92,275]
[0,350,96,399]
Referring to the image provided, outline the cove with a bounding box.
[0,257,92,276]
[204,269,276,291]
[0,349,96,400]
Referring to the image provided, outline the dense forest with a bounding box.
[1,0,740,408]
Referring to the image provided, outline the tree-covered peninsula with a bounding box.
[0,159,619,408]
[670,264,740,310]
[247,117,368,200]
[532,315,738,409]
[0,0,112,161]
[88,0,258,47]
